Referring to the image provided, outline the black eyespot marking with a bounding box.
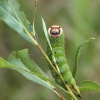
[55,73,58,76]
[52,61,55,66]
[54,51,56,54]
[62,81,65,86]
[60,72,63,75]
[56,61,58,64]
[65,81,68,84]
[49,52,52,57]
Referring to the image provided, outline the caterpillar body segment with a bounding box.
[46,25,81,97]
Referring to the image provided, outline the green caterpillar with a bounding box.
[46,25,81,97]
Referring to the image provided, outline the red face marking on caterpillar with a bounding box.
[48,25,62,38]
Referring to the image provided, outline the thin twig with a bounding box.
[53,88,66,100]
[32,0,37,35]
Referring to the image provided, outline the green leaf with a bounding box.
[72,37,95,78]
[42,18,52,50]
[7,50,60,88]
[8,51,48,80]
[79,80,100,92]
[0,0,33,44]
[8,51,31,71]
[0,55,53,90]
[17,48,48,77]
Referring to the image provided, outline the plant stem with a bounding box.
[37,45,58,73]
[53,88,66,100]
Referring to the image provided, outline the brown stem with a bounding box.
[53,88,66,100]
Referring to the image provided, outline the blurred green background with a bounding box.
[0,0,100,100]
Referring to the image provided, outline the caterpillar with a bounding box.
[46,25,81,98]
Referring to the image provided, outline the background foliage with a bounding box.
[0,0,100,100]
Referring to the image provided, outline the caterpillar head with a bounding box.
[48,25,63,38]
